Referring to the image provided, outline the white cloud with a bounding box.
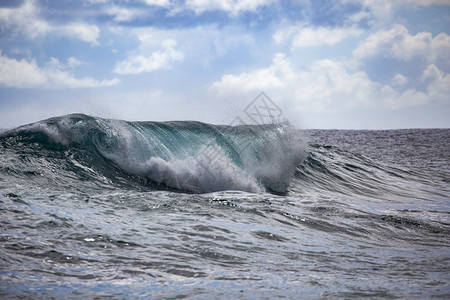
[274,25,362,49]
[351,24,450,109]
[354,24,450,64]
[343,0,450,24]
[358,0,450,9]
[90,0,171,5]
[100,0,171,23]
[0,0,50,39]
[125,25,256,70]
[380,86,428,109]
[60,23,100,46]
[422,64,450,104]
[142,0,171,6]
[0,52,119,88]
[45,57,84,70]
[397,0,450,5]
[92,0,280,16]
[114,39,184,75]
[67,57,82,68]
[0,52,46,88]
[292,59,378,111]
[210,53,377,111]
[184,0,277,16]
[0,0,100,45]
[104,6,147,22]
[110,24,255,77]
[210,53,296,95]
[393,73,408,86]
[210,53,447,112]
[422,64,442,81]
[88,0,109,3]
[44,70,120,89]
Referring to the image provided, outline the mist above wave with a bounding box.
[0,114,307,194]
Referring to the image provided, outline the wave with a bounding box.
[0,114,306,194]
[1,114,438,200]
[291,141,447,202]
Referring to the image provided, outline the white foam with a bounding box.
[91,117,306,194]
[105,146,262,193]
[253,129,306,192]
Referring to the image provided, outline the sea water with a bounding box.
[0,114,448,298]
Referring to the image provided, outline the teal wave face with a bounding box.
[0,114,307,194]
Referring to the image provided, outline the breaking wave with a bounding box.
[0,114,306,194]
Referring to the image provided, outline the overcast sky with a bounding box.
[0,0,449,129]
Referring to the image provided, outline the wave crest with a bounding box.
[1,114,306,194]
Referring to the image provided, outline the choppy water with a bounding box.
[0,115,449,299]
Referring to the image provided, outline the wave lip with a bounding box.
[0,114,307,194]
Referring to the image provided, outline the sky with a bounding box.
[0,0,449,129]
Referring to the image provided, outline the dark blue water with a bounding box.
[0,115,449,298]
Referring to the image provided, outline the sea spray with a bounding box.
[1,114,306,193]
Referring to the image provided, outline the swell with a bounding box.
[0,114,306,194]
[1,114,442,199]
[292,142,448,202]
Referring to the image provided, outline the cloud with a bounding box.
[353,24,450,64]
[99,0,172,23]
[0,0,100,45]
[89,0,275,18]
[184,0,277,16]
[210,53,296,94]
[0,0,51,39]
[210,53,446,112]
[210,53,377,111]
[67,57,83,68]
[88,0,170,6]
[393,73,408,86]
[422,64,450,104]
[422,64,442,81]
[397,0,450,5]
[60,23,100,46]
[114,38,184,75]
[290,59,378,111]
[343,0,450,25]
[380,86,428,110]
[0,52,120,88]
[350,24,450,109]
[109,24,255,78]
[0,52,45,88]
[88,0,109,3]
[274,25,362,49]
[104,6,148,22]
[357,0,450,9]
[142,0,171,6]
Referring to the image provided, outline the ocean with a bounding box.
[0,114,449,299]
